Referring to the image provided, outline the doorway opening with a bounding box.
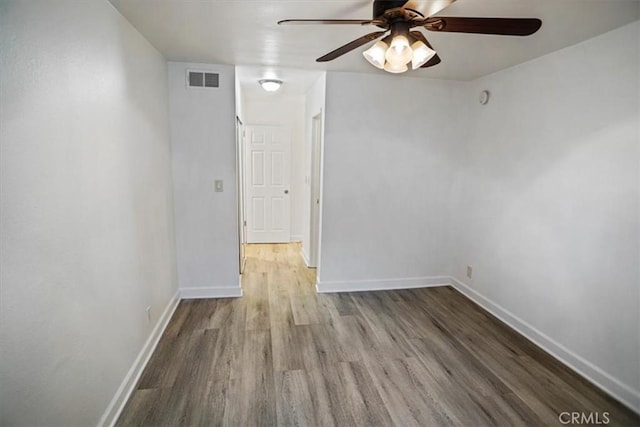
[235,66,326,292]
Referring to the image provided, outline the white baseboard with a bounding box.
[99,283,241,425]
[448,276,640,414]
[99,290,180,427]
[180,286,242,299]
[290,234,303,242]
[316,276,450,294]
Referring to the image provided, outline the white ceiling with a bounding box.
[236,66,324,98]
[109,0,639,81]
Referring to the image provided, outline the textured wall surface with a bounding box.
[450,21,640,408]
[0,1,178,425]
[168,62,240,295]
[320,72,467,283]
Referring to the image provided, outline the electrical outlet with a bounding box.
[214,180,224,192]
[146,306,151,323]
[466,265,473,279]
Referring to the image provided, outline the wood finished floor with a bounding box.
[117,243,638,426]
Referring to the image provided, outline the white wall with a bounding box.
[449,21,640,410]
[318,71,467,288]
[0,1,178,425]
[168,62,240,298]
[241,93,306,241]
[235,72,245,124]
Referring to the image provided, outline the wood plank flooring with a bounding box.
[117,243,639,426]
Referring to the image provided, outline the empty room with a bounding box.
[1,0,639,426]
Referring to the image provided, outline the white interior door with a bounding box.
[245,125,291,243]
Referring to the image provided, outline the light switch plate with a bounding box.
[215,180,223,192]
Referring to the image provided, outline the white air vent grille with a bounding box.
[187,71,219,88]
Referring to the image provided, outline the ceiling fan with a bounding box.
[278,0,542,73]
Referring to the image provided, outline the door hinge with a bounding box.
[243,220,247,226]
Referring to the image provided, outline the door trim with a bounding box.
[236,116,246,274]
[309,111,323,268]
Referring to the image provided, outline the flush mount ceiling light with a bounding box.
[259,79,283,92]
[278,0,542,74]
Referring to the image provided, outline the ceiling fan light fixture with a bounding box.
[385,35,413,66]
[259,79,283,92]
[410,40,436,69]
[280,2,542,75]
[363,40,388,69]
[383,61,408,74]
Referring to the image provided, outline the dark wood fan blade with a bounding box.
[424,17,542,36]
[420,54,441,67]
[409,31,441,68]
[410,30,435,50]
[316,31,387,62]
[278,19,374,25]
[402,0,456,18]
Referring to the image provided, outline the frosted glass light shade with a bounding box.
[385,35,412,66]
[383,61,408,74]
[411,40,436,69]
[259,79,282,92]
[363,41,388,69]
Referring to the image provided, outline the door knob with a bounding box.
[284,190,289,194]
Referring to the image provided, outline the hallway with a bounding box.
[117,244,637,426]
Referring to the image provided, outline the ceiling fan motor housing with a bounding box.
[389,21,411,37]
[373,0,411,19]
